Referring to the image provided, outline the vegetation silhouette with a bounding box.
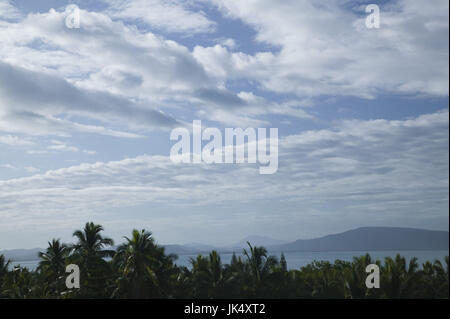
[0,222,448,299]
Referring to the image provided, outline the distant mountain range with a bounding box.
[0,248,43,262]
[1,227,448,262]
[269,227,449,252]
[235,235,290,248]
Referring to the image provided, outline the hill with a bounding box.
[270,227,449,252]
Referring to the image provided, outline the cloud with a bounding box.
[0,0,21,20]
[104,0,216,34]
[0,1,447,138]
[24,166,39,173]
[0,134,33,146]
[0,61,180,136]
[0,108,145,138]
[217,38,236,49]
[198,0,449,98]
[0,6,275,131]
[0,110,447,234]
[0,164,16,170]
[26,150,49,155]
[47,140,96,154]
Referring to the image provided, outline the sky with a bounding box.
[0,0,448,249]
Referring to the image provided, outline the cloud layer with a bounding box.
[1,110,447,243]
[199,0,449,98]
[0,0,448,247]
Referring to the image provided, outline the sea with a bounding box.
[10,250,449,271]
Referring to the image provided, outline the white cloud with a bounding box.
[0,1,447,140]
[0,0,447,248]
[47,140,96,154]
[217,38,236,49]
[0,0,21,20]
[0,164,16,170]
[0,134,33,146]
[0,60,180,136]
[0,110,447,235]
[26,150,49,155]
[24,166,39,173]
[0,6,273,133]
[198,0,449,98]
[104,0,215,34]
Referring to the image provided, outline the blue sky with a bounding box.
[0,0,448,249]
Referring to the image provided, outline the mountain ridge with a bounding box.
[1,227,448,261]
[270,227,449,252]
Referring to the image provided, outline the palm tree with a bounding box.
[0,254,10,279]
[381,254,420,298]
[432,257,449,298]
[190,254,212,298]
[208,250,225,296]
[189,250,227,298]
[421,256,449,298]
[343,254,380,299]
[72,222,115,260]
[0,254,11,297]
[242,242,278,297]
[280,253,288,273]
[4,266,45,298]
[113,229,157,298]
[243,242,277,282]
[113,229,177,298]
[71,222,115,297]
[221,252,247,297]
[37,239,69,296]
[300,260,344,298]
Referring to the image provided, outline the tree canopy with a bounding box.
[0,222,448,299]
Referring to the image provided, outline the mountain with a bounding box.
[0,248,42,262]
[2,227,448,261]
[235,235,289,248]
[163,244,202,255]
[183,243,217,252]
[270,227,449,252]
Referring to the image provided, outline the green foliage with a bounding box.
[69,222,116,298]
[37,239,70,297]
[112,229,177,298]
[0,223,448,299]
